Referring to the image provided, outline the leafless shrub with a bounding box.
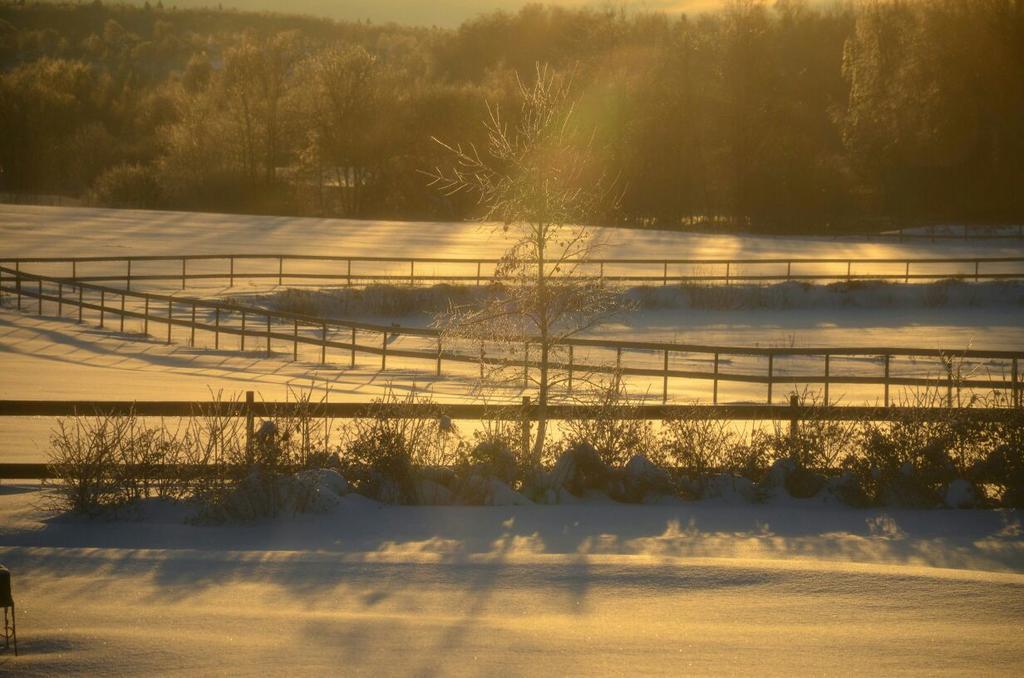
[45,408,177,515]
[559,375,657,467]
[339,388,464,502]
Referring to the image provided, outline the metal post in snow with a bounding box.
[37,280,41,315]
[767,353,774,404]
[57,283,63,317]
[119,293,125,333]
[266,315,271,356]
[229,257,234,287]
[278,257,283,287]
[381,330,387,371]
[144,297,149,336]
[77,287,83,323]
[181,258,186,290]
[99,290,105,327]
[293,320,298,361]
[321,324,327,364]
[127,260,132,291]
[241,311,246,351]
[350,327,356,367]
[191,304,196,347]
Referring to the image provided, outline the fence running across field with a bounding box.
[1,394,1021,479]
[4,253,1024,289]
[2,264,1022,408]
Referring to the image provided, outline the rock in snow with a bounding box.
[944,478,978,509]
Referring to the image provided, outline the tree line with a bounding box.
[0,0,1022,232]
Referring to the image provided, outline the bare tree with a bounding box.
[425,64,621,461]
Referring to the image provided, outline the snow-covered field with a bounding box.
[1,206,1024,674]
[1,483,1022,676]
[1,206,1023,459]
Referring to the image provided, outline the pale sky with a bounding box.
[165,1,834,27]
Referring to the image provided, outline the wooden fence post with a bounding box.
[663,261,668,285]
[767,353,774,404]
[77,286,82,322]
[523,343,529,387]
[245,391,255,456]
[436,337,442,376]
[661,349,670,404]
[883,354,891,407]
[1013,358,1020,408]
[240,311,246,351]
[823,353,830,406]
[144,297,149,336]
[188,304,196,346]
[166,300,172,344]
[350,327,356,367]
[15,262,21,311]
[521,396,532,461]
[476,261,482,286]
[37,280,42,315]
[381,330,388,371]
[229,257,234,287]
[126,260,132,291]
[321,324,327,364]
[724,262,730,286]
[57,283,63,317]
[266,315,271,356]
[99,290,105,327]
[214,308,220,349]
[409,260,415,286]
[946,361,954,408]
[789,394,799,440]
[713,352,720,404]
[181,258,186,290]
[278,257,283,287]
[293,320,299,361]
[567,345,574,393]
[905,261,910,284]
[119,293,125,333]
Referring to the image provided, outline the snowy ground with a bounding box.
[1,206,1023,461]
[0,483,1022,676]
[1,208,1023,674]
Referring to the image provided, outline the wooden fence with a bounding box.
[4,253,1024,289]
[2,265,1022,408]
[1,394,1020,479]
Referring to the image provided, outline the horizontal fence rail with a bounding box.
[3,253,1024,289]
[2,265,1022,408]
[2,395,1021,479]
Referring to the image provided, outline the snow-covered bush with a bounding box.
[338,389,462,503]
[560,378,657,468]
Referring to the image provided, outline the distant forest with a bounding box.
[1,1,1022,232]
